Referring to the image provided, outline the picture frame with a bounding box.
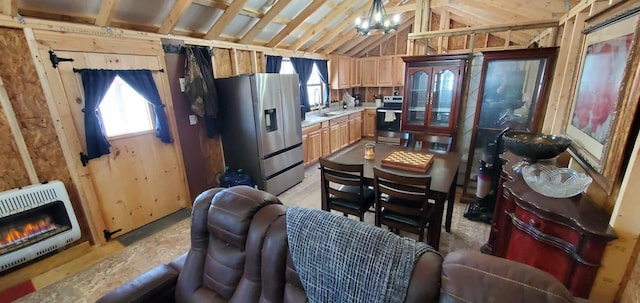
[564,7,640,194]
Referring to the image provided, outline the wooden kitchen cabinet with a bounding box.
[363,109,377,137]
[339,121,349,148]
[401,54,468,147]
[392,56,405,86]
[329,121,341,153]
[377,57,393,87]
[350,58,361,87]
[302,124,322,166]
[483,153,617,298]
[321,122,330,157]
[361,57,378,87]
[329,55,351,89]
[348,112,362,143]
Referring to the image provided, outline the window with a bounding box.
[98,76,154,138]
[280,58,325,110]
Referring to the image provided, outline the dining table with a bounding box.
[326,140,460,250]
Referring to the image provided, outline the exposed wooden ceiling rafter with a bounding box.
[158,0,193,34]
[306,0,404,53]
[238,0,292,44]
[204,0,248,40]
[3,0,18,16]
[288,1,359,51]
[95,0,118,27]
[265,0,328,48]
[350,15,415,56]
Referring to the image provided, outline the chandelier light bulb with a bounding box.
[384,20,390,27]
[393,14,401,24]
[355,17,361,26]
[362,20,369,29]
[375,12,381,22]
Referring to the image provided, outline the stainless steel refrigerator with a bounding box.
[215,73,304,196]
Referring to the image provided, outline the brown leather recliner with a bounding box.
[97,186,581,303]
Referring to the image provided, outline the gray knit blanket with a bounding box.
[286,207,439,303]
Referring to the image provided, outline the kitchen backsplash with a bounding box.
[330,87,403,103]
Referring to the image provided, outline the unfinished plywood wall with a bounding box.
[0,27,90,243]
[0,81,30,191]
[236,50,253,74]
[448,20,467,51]
[396,26,410,55]
[213,48,233,78]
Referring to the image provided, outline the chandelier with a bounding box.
[355,0,401,35]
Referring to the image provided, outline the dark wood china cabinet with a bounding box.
[461,48,558,203]
[401,54,468,148]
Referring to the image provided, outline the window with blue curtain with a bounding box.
[77,69,172,163]
[281,58,326,111]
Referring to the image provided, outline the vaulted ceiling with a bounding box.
[2,0,578,56]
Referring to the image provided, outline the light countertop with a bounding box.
[301,103,378,128]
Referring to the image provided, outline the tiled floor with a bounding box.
[18,163,490,303]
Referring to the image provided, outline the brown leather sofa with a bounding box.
[97,186,583,303]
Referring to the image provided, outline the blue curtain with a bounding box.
[315,59,329,106]
[266,55,283,73]
[290,57,314,112]
[78,69,172,161]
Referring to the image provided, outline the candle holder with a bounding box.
[365,143,375,160]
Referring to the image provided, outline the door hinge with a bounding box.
[49,50,74,68]
[80,152,89,167]
[103,228,122,242]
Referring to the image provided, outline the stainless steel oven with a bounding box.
[376,96,403,132]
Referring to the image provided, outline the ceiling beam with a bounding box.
[2,0,18,16]
[408,19,558,39]
[265,0,328,48]
[331,11,414,55]
[288,0,361,51]
[158,0,192,34]
[350,16,414,56]
[237,0,292,44]
[204,0,248,40]
[441,7,533,45]
[95,0,118,27]
[385,3,417,14]
[305,0,404,53]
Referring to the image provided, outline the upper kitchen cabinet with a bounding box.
[361,57,378,87]
[377,57,393,86]
[392,56,405,87]
[401,54,469,143]
[329,55,351,89]
[350,58,361,87]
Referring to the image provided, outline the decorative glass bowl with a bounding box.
[502,131,572,173]
[521,164,593,198]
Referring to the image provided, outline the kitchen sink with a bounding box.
[323,111,343,117]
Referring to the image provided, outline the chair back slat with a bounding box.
[401,132,453,152]
[319,157,373,221]
[373,166,433,241]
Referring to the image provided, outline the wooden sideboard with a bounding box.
[482,153,617,298]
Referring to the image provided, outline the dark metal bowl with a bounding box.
[502,131,571,162]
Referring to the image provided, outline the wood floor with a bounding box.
[16,162,490,303]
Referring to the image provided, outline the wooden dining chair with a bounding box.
[319,157,375,221]
[401,132,453,152]
[373,166,434,242]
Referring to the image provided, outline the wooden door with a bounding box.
[338,56,351,89]
[354,114,362,140]
[302,132,309,165]
[41,51,188,239]
[392,56,405,86]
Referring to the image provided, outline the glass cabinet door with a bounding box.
[406,68,431,126]
[429,67,458,128]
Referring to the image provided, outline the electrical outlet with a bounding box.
[189,114,197,125]
[179,78,186,92]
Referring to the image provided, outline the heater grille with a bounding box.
[0,188,58,216]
